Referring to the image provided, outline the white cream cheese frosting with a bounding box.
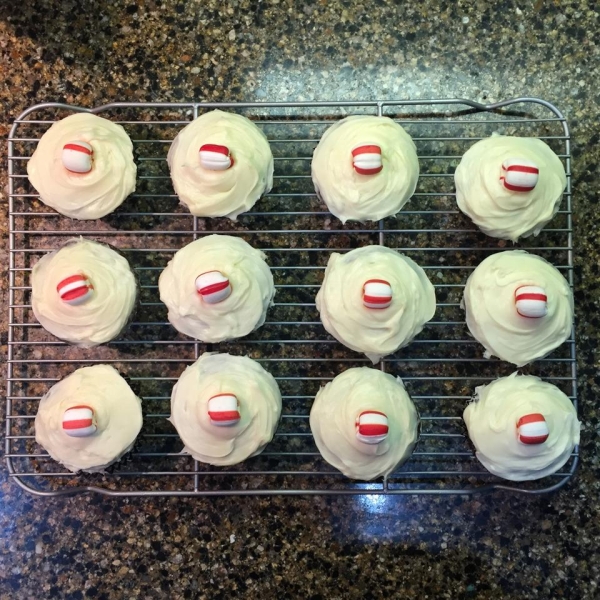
[35,365,143,473]
[455,135,567,241]
[463,373,580,481]
[31,238,138,347]
[309,367,419,480]
[169,353,282,466]
[167,110,274,219]
[159,234,275,342]
[27,113,136,220]
[462,250,573,366]
[311,116,419,223]
[316,246,436,363]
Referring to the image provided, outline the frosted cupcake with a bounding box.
[31,238,138,347]
[462,250,573,366]
[169,353,282,466]
[35,365,143,472]
[464,373,580,481]
[27,113,136,219]
[167,110,274,219]
[310,367,419,480]
[455,135,567,241]
[159,234,275,342]
[311,116,419,222]
[316,246,436,363]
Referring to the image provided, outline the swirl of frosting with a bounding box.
[463,373,580,481]
[31,238,138,347]
[311,116,419,223]
[35,365,143,472]
[169,353,282,466]
[316,246,436,363]
[159,234,275,342]
[27,113,136,220]
[167,110,274,219]
[462,250,573,366]
[455,135,567,241]
[309,367,419,480]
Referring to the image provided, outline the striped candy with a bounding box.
[501,158,539,192]
[195,271,232,304]
[199,144,233,171]
[62,405,97,437]
[515,285,548,318]
[363,279,393,309]
[208,393,241,426]
[352,144,383,175]
[62,141,93,173]
[517,413,549,445]
[57,274,94,306]
[356,410,389,444]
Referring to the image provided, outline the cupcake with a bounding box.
[159,234,275,342]
[463,373,580,481]
[316,246,436,363]
[454,135,567,241]
[310,367,419,480]
[311,116,419,222]
[462,250,573,366]
[27,113,136,219]
[35,365,143,472]
[167,109,274,219]
[169,353,282,466]
[31,238,138,347]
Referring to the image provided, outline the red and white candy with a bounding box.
[517,413,549,445]
[62,141,93,173]
[356,410,389,444]
[352,144,383,175]
[515,285,548,318]
[500,158,539,192]
[57,274,94,306]
[208,393,241,426]
[195,271,232,304]
[363,279,393,309]
[199,144,233,171]
[62,405,97,437]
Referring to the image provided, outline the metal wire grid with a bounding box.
[6,98,577,497]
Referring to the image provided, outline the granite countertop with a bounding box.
[1,1,599,598]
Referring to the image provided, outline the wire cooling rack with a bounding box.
[6,98,577,497]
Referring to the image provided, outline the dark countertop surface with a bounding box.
[1,1,599,598]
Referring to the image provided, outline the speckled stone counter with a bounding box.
[1,1,599,598]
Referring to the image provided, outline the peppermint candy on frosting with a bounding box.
[515,285,548,318]
[57,274,94,306]
[352,144,383,175]
[356,410,389,444]
[363,279,393,309]
[501,158,539,192]
[195,270,232,304]
[208,393,241,426]
[199,144,234,171]
[517,413,549,445]
[62,141,93,174]
[62,405,97,437]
